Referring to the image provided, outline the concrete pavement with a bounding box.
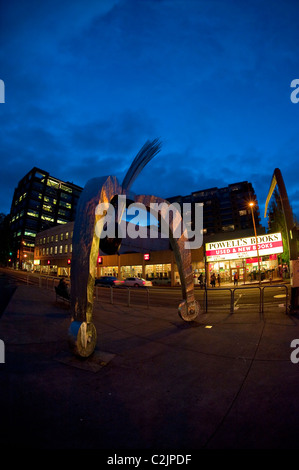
[1,281,299,450]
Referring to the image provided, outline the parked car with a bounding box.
[95,276,123,287]
[123,277,152,287]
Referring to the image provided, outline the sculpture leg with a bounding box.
[69,175,123,357]
[135,194,200,321]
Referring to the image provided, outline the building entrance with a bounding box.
[230,267,245,285]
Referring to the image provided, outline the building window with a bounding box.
[60,233,63,241]
[64,245,68,253]
[54,246,58,254]
[222,224,235,231]
[65,232,69,240]
[55,234,58,242]
[59,245,63,254]
[50,247,53,254]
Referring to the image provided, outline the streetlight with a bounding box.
[249,202,261,284]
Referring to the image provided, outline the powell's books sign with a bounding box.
[205,233,283,262]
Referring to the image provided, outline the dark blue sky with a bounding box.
[1,0,299,226]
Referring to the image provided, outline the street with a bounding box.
[0,269,298,450]
[0,268,290,315]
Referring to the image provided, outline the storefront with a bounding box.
[205,232,284,285]
[96,248,204,286]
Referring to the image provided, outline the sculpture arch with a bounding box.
[69,140,200,357]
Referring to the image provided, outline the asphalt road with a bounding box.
[0,268,290,315]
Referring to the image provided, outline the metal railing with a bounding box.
[95,285,150,308]
[22,272,289,314]
[202,284,289,314]
[25,273,151,308]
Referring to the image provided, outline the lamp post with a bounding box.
[249,202,261,284]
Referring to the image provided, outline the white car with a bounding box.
[123,277,152,287]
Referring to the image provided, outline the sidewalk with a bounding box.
[1,282,299,449]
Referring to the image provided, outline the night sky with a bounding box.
[1,0,299,227]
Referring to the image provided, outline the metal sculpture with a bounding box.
[265,168,298,311]
[68,139,200,357]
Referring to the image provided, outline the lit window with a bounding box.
[41,215,54,222]
[24,230,37,237]
[43,204,53,212]
[64,245,68,253]
[59,245,63,254]
[27,210,38,218]
[47,179,59,188]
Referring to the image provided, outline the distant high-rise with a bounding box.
[167,181,261,236]
[9,167,82,268]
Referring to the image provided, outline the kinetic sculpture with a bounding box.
[68,139,200,357]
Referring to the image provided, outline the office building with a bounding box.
[167,181,261,235]
[9,167,82,269]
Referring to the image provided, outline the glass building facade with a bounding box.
[9,167,82,269]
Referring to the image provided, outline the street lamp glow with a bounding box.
[248,201,261,284]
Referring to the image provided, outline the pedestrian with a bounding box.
[198,273,203,289]
[217,273,221,287]
[233,272,238,286]
[57,277,70,299]
[210,273,216,288]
